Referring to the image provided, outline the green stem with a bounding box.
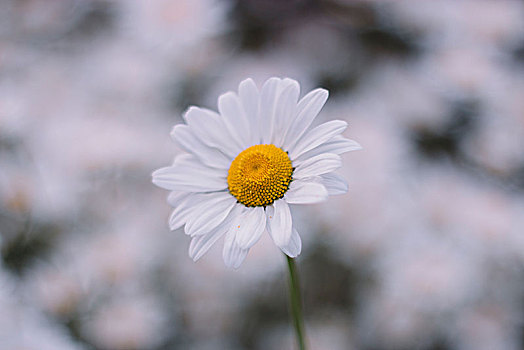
[286,255,306,350]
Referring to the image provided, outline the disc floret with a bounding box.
[228,144,293,207]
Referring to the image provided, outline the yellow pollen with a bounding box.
[228,144,293,207]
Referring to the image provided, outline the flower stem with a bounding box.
[286,255,306,350]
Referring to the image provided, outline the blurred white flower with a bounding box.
[117,0,228,57]
[81,293,169,350]
[454,304,520,350]
[0,266,83,350]
[153,77,361,267]
[26,265,84,317]
[392,1,524,48]
[462,109,524,176]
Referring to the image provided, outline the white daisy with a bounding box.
[152,77,361,268]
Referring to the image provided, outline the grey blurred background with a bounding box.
[1,0,524,349]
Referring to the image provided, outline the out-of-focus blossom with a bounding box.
[117,0,229,57]
[81,293,169,350]
[0,266,84,350]
[26,264,86,317]
[454,304,521,350]
[391,1,524,48]
[318,107,411,261]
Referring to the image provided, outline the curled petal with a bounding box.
[266,200,293,247]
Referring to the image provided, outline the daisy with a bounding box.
[152,77,361,268]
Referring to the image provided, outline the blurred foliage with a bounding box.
[412,99,478,160]
[1,220,61,275]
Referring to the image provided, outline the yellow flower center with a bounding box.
[227,144,293,207]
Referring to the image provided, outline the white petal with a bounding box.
[285,180,329,204]
[184,192,237,236]
[294,136,361,164]
[289,120,348,160]
[234,207,267,249]
[280,228,302,258]
[282,88,329,151]
[293,153,341,180]
[223,227,249,269]
[238,78,261,144]
[152,155,227,192]
[168,193,205,231]
[266,199,293,247]
[167,191,191,207]
[171,125,231,169]
[152,163,227,192]
[189,228,224,262]
[259,77,281,144]
[189,205,240,261]
[183,106,241,157]
[321,173,348,195]
[218,91,251,148]
[271,80,300,146]
[173,154,225,177]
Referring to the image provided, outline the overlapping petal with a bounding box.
[238,78,261,144]
[266,199,293,247]
[289,120,348,160]
[271,80,300,146]
[233,207,267,249]
[285,180,329,204]
[168,192,198,231]
[258,78,280,145]
[282,88,329,151]
[183,106,242,157]
[218,91,252,149]
[294,135,361,165]
[260,78,299,145]
[152,155,227,192]
[280,228,302,258]
[171,124,231,169]
[293,153,342,180]
[152,166,226,192]
[321,173,349,195]
[189,205,241,261]
[223,227,249,269]
[184,192,237,236]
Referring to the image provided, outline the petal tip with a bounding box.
[319,88,329,98]
[239,77,256,87]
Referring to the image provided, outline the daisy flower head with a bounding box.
[152,77,361,268]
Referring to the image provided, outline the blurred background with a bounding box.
[1,0,524,349]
